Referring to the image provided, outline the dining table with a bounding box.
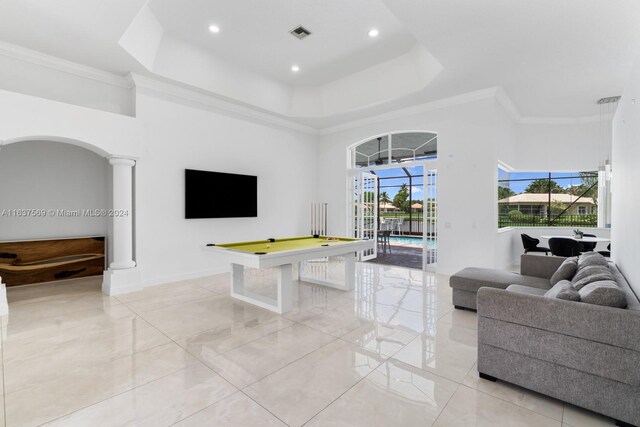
[540,235,610,243]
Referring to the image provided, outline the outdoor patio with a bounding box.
[366,243,436,270]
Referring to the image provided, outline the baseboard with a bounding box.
[141,267,228,288]
[102,267,142,295]
[0,280,7,315]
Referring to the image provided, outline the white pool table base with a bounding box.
[230,255,356,314]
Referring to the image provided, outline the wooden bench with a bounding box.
[0,237,105,286]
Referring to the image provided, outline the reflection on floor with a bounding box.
[366,244,428,269]
[0,264,615,426]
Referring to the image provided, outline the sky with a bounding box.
[373,166,430,200]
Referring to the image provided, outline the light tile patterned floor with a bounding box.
[0,264,617,426]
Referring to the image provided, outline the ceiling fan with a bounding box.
[375,137,384,165]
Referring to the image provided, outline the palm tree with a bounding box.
[524,179,565,194]
[379,191,391,205]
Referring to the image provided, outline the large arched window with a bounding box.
[350,131,437,168]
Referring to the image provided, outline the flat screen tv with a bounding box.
[185,169,257,219]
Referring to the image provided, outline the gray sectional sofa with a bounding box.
[450,253,640,427]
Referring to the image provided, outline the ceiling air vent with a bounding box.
[597,96,621,104]
[290,25,311,40]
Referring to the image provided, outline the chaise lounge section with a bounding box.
[451,253,640,426]
[449,254,566,310]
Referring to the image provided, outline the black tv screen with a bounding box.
[185,169,257,219]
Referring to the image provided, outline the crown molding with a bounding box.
[494,86,610,125]
[320,87,501,135]
[130,73,319,135]
[322,86,611,135]
[494,86,522,122]
[0,40,132,89]
[518,115,606,125]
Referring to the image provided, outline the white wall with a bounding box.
[0,140,109,242]
[493,100,518,268]
[0,54,133,116]
[515,121,606,170]
[0,89,142,159]
[134,91,318,285]
[611,55,640,295]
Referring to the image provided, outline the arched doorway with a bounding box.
[0,135,139,314]
[348,131,438,271]
[0,140,109,242]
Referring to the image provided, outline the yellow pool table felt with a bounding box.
[212,236,359,254]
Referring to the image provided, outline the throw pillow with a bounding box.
[550,257,578,285]
[572,265,614,290]
[544,280,581,301]
[578,252,609,268]
[579,280,627,308]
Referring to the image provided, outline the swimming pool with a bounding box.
[388,236,437,248]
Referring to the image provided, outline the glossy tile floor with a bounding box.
[0,263,617,426]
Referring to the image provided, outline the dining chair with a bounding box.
[549,237,582,257]
[377,230,392,254]
[520,234,550,255]
[580,233,597,252]
[598,243,611,258]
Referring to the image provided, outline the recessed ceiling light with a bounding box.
[291,65,300,72]
[368,28,379,38]
[208,24,220,33]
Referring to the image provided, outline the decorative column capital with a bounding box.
[108,157,136,167]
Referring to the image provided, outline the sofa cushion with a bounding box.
[578,251,609,268]
[579,280,628,308]
[544,280,581,301]
[550,257,578,285]
[572,265,614,290]
[450,267,550,293]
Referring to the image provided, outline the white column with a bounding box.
[103,157,141,295]
[109,157,136,269]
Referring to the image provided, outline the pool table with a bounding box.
[205,236,374,313]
